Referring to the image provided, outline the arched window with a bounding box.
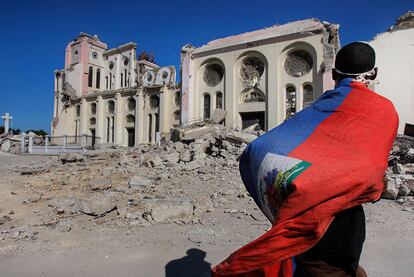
[303,84,314,108]
[125,69,127,87]
[88,66,93,87]
[127,98,135,111]
[121,73,124,87]
[75,105,80,117]
[108,100,115,114]
[241,88,266,103]
[90,103,97,115]
[149,95,160,109]
[203,94,211,120]
[174,91,181,107]
[286,85,296,119]
[96,69,101,89]
[109,73,112,89]
[216,92,223,109]
[105,76,109,90]
[111,116,115,142]
[155,114,160,133]
[125,114,135,124]
[173,110,180,124]
[106,117,110,143]
[89,117,96,126]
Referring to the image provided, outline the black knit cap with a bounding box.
[335,42,376,74]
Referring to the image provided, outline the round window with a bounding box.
[240,57,265,88]
[284,50,313,77]
[203,64,224,87]
[92,52,98,59]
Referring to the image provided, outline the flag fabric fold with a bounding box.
[211,78,398,277]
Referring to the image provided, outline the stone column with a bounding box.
[115,54,121,89]
[53,92,59,118]
[224,58,235,129]
[134,93,141,145]
[20,132,26,153]
[28,134,34,154]
[45,135,49,153]
[159,87,172,141]
[266,53,279,130]
[95,96,104,147]
[180,47,194,125]
[114,93,125,146]
[80,98,88,137]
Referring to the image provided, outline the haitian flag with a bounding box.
[211,78,398,276]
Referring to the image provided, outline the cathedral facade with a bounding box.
[51,33,180,147]
[180,19,340,131]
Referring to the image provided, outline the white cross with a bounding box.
[1,113,13,134]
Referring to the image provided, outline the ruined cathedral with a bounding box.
[52,33,180,147]
[51,18,340,147]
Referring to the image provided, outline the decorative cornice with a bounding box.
[121,90,137,97]
[85,95,98,102]
[102,93,117,99]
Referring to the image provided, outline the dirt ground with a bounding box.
[0,152,413,277]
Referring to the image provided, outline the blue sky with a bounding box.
[0,0,412,132]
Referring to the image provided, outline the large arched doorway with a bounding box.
[236,52,268,131]
[125,114,135,147]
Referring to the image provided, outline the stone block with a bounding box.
[129,175,153,188]
[207,109,227,124]
[78,197,116,216]
[88,177,112,190]
[148,200,193,223]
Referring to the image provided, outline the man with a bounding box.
[212,42,398,277]
[294,42,378,277]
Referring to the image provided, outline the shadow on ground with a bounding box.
[165,248,211,277]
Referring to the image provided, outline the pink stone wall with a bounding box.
[80,39,89,95]
[180,52,191,124]
[322,70,335,92]
[65,44,71,68]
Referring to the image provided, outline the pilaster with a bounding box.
[96,95,104,145]
[80,98,88,136]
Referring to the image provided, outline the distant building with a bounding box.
[369,11,414,135]
[180,19,340,131]
[52,33,180,147]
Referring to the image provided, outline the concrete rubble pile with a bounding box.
[383,135,414,210]
[0,124,262,241]
[0,133,21,154]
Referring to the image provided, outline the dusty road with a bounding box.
[0,152,413,277]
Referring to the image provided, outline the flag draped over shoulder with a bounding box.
[211,78,398,277]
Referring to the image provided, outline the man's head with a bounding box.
[332,42,378,83]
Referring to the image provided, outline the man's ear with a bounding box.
[369,67,378,80]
